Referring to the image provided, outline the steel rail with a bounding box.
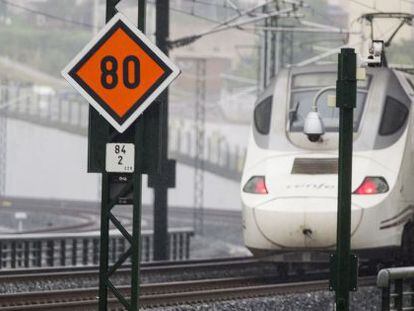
[0,274,279,305]
[0,276,376,310]
[0,256,261,283]
[139,276,376,307]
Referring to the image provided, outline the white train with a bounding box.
[241,63,414,264]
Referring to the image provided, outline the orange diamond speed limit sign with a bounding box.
[62,13,180,133]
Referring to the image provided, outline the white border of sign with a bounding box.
[61,13,181,133]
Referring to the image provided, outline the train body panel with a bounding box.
[241,64,414,261]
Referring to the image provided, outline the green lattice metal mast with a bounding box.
[97,1,147,310]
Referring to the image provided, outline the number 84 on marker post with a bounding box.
[106,143,134,173]
[61,13,180,134]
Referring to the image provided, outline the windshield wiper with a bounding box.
[289,101,301,126]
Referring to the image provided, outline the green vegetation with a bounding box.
[0,23,90,76]
[0,2,92,77]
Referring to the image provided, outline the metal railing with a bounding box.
[377,267,414,310]
[0,228,193,269]
[0,84,246,181]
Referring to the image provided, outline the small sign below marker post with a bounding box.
[105,143,135,173]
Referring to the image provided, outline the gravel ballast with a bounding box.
[145,287,381,311]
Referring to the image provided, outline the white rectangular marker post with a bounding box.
[106,143,135,173]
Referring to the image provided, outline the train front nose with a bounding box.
[253,198,363,248]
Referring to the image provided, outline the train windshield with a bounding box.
[289,72,369,132]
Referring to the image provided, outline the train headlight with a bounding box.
[353,177,389,195]
[243,176,268,194]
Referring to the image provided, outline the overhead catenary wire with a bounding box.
[251,26,358,34]
[168,0,344,49]
[168,4,221,24]
[294,21,403,67]
[169,5,304,48]
[210,0,275,30]
[0,0,360,38]
[0,0,95,28]
[0,0,230,29]
[225,0,242,15]
[177,0,239,12]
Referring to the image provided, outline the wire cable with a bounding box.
[0,0,95,28]
[167,3,222,24]
[0,0,225,29]
[176,0,239,12]
[306,7,338,27]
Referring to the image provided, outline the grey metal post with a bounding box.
[381,287,390,311]
[193,58,206,234]
[395,279,403,311]
[410,280,414,309]
[152,0,171,261]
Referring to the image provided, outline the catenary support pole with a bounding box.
[334,48,358,311]
[130,1,146,309]
[152,0,171,261]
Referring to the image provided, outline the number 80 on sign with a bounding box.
[106,143,134,173]
[61,13,181,133]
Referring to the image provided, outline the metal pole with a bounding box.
[93,0,100,35]
[0,88,7,196]
[382,287,391,311]
[270,14,278,78]
[262,5,268,89]
[130,172,143,309]
[98,3,119,310]
[153,0,170,261]
[98,1,146,310]
[130,2,146,309]
[193,58,206,235]
[98,172,110,310]
[335,48,357,311]
[394,279,403,311]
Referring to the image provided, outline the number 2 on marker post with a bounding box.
[105,143,134,173]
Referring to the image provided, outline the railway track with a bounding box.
[0,256,265,284]
[0,275,376,310]
[0,256,333,291]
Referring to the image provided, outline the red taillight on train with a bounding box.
[353,177,389,195]
[243,176,268,194]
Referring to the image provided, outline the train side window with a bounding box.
[379,96,409,136]
[254,96,272,135]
